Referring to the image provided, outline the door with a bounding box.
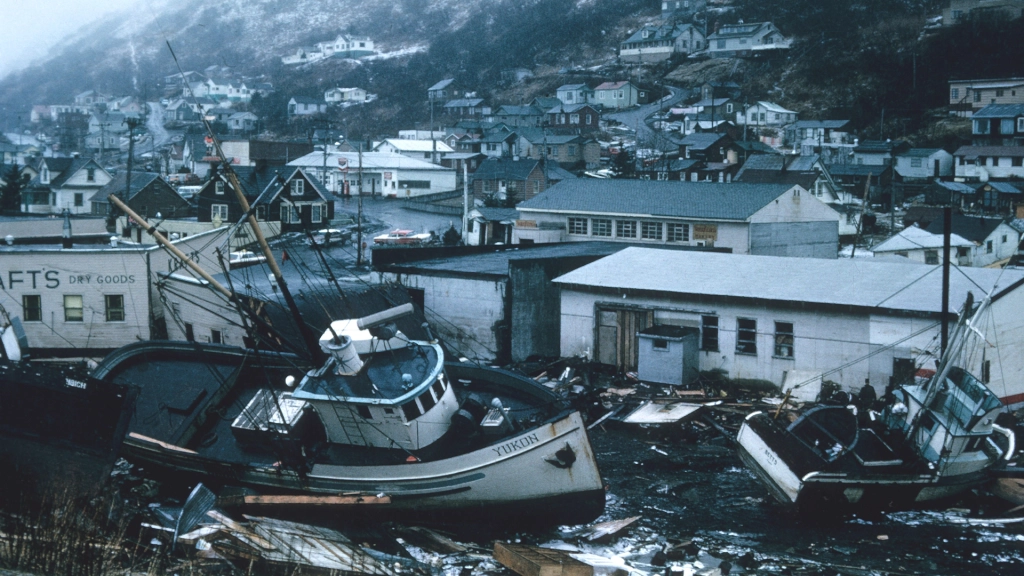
[596,306,653,372]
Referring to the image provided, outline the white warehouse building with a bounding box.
[554,248,1024,407]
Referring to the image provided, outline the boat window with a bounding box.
[401,400,421,421]
[356,405,372,419]
[419,389,436,412]
[383,407,395,415]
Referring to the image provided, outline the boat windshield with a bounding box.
[296,344,440,402]
[944,367,1002,429]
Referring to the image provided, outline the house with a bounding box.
[953,145,1024,181]
[479,131,520,158]
[471,157,553,204]
[428,79,456,103]
[227,112,258,133]
[530,97,563,111]
[592,81,639,110]
[443,98,490,118]
[556,84,593,106]
[374,242,636,363]
[895,148,954,186]
[635,158,702,182]
[741,102,797,129]
[74,90,108,107]
[924,180,980,209]
[700,81,742,102]
[373,138,454,163]
[678,132,736,163]
[707,22,790,58]
[784,120,854,155]
[732,163,857,237]
[22,157,112,214]
[852,139,911,166]
[287,97,326,116]
[281,47,315,65]
[489,105,545,127]
[827,164,894,207]
[553,248,1024,404]
[465,206,519,246]
[948,78,1024,117]
[513,179,839,258]
[976,181,1023,214]
[925,214,1020,267]
[318,34,375,58]
[439,152,487,185]
[197,165,333,232]
[944,1,1024,27]
[517,132,601,169]
[969,104,1024,145]
[89,172,190,219]
[288,150,457,198]
[871,225,975,265]
[325,87,368,103]
[619,23,705,63]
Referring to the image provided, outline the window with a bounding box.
[1002,119,1015,134]
[657,172,668,181]
[652,339,669,351]
[255,206,266,221]
[290,180,304,196]
[22,295,41,322]
[86,168,95,182]
[586,114,592,124]
[667,223,689,242]
[925,250,939,265]
[215,181,224,194]
[592,219,612,237]
[974,90,982,103]
[1003,235,1008,243]
[532,180,540,194]
[997,89,1005,97]
[211,329,222,344]
[1018,118,1024,132]
[211,204,228,221]
[74,193,83,207]
[774,322,794,358]
[184,323,194,341]
[568,217,588,235]
[311,204,323,223]
[280,205,299,223]
[736,318,757,355]
[701,316,718,351]
[910,158,922,168]
[568,145,577,156]
[105,294,125,322]
[641,221,663,240]
[987,240,993,253]
[64,295,83,322]
[616,220,636,238]
[951,88,959,99]
[717,39,726,49]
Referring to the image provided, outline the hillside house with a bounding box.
[953,145,1024,181]
[89,172,190,219]
[853,139,911,166]
[592,81,639,109]
[489,105,545,127]
[227,112,258,133]
[741,102,796,130]
[443,98,490,118]
[373,138,454,163]
[544,103,600,132]
[944,1,1024,27]
[471,157,555,204]
[784,120,854,156]
[976,181,1024,214]
[707,22,790,58]
[925,215,1020,267]
[428,79,456,103]
[619,23,705,63]
[197,165,333,232]
[662,0,706,20]
[949,78,1024,117]
[513,180,839,258]
[22,157,113,215]
[288,151,457,198]
[894,148,954,184]
[556,84,594,106]
[518,132,600,169]
[325,87,368,103]
[871,226,974,265]
[970,104,1024,146]
[288,97,326,116]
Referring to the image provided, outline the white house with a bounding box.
[953,146,1024,181]
[592,81,639,110]
[556,84,594,106]
[288,97,326,116]
[554,248,1024,406]
[895,148,954,181]
[619,23,705,63]
[924,214,1020,267]
[227,112,258,132]
[373,138,453,163]
[707,22,790,58]
[871,225,975,265]
[513,179,840,258]
[741,102,797,128]
[325,87,368,103]
[288,150,456,197]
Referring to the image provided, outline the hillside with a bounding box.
[1,0,1024,145]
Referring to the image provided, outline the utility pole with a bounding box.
[356,143,364,266]
[123,115,142,218]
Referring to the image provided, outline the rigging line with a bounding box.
[0,285,78,348]
[117,251,145,340]
[154,287,243,390]
[872,265,939,309]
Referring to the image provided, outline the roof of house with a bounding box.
[971,103,1024,118]
[290,96,322,105]
[982,181,1023,194]
[517,180,797,221]
[494,105,543,117]
[91,172,170,203]
[557,84,591,91]
[708,22,775,39]
[623,23,696,44]
[854,140,910,154]
[735,154,786,175]
[749,101,795,114]
[932,180,979,194]
[553,247,1024,315]
[925,215,1011,243]
[472,207,520,223]
[49,158,101,188]
[827,164,891,177]
[679,132,728,150]
[380,241,634,278]
[545,103,597,114]
[532,97,564,109]
[953,146,1024,158]
[428,78,455,91]
[288,151,452,171]
[473,157,541,181]
[735,170,818,190]
[444,98,485,108]
[871,225,974,253]
[900,148,945,158]
[637,159,702,172]
[787,120,850,130]
[691,97,732,108]
[254,167,329,206]
[377,138,454,153]
[594,81,632,91]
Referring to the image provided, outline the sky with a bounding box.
[0,0,143,79]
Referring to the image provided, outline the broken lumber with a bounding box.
[494,542,593,576]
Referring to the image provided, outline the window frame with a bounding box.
[774,321,794,358]
[567,216,588,235]
[311,203,323,223]
[64,295,84,322]
[290,179,305,196]
[666,222,689,242]
[211,204,228,221]
[22,295,42,322]
[104,294,125,322]
[736,318,757,355]
[701,315,719,351]
[616,220,637,239]
[640,221,663,241]
[591,218,612,237]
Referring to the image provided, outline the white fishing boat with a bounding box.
[737,292,1015,512]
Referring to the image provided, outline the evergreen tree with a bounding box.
[1,165,28,214]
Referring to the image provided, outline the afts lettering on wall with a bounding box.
[0,270,135,290]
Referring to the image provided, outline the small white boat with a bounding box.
[373,229,433,245]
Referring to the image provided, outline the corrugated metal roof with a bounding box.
[925,215,1009,243]
[553,248,1024,314]
[971,103,1024,119]
[380,242,634,277]
[953,146,1024,158]
[516,180,795,221]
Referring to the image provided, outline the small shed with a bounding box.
[637,325,699,386]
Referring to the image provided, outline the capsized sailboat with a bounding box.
[737,292,1015,511]
[92,303,605,526]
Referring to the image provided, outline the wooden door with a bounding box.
[596,307,653,372]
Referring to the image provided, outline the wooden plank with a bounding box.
[128,432,198,454]
[622,401,702,424]
[494,542,593,576]
[577,516,641,542]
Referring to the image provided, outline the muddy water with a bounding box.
[582,426,1024,576]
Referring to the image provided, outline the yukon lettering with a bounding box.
[492,433,540,457]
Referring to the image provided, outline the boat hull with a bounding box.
[737,411,989,512]
[95,342,605,526]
